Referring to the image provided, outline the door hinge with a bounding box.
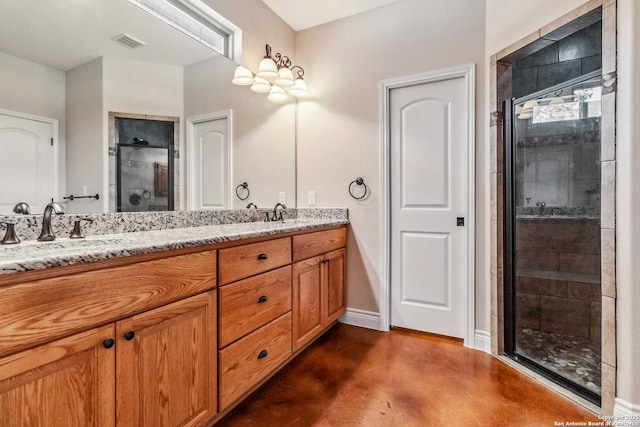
[50,137,54,146]
[457,217,465,226]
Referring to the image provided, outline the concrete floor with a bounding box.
[217,324,600,426]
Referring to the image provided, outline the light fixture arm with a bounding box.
[290,66,305,79]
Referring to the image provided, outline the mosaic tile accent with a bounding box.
[0,208,348,275]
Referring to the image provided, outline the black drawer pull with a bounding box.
[257,295,268,304]
[124,331,135,341]
[258,349,268,359]
[103,339,115,349]
[257,253,268,260]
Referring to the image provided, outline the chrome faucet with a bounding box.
[272,203,287,222]
[246,202,258,209]
[37,202,65,241]
[12,202,31,215]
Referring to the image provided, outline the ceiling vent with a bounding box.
[111,33,146,49]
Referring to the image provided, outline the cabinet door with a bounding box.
[116,292,217,427]
[324,248,347,326]
[292,256,323,351]
[0,324,115,427]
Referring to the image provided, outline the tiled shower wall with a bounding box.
[490,0,617,414]
[515,218,601,341]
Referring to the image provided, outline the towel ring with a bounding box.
[348,177,369,200]
[235,182,250,200]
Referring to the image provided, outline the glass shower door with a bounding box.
[505,71,602,404]
[117,145,173,212]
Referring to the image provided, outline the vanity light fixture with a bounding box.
[232,44,308,102]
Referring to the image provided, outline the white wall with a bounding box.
[615,0,640,413]
[295,0,488,331]
[66,58,103,214]
[0,51,67,202]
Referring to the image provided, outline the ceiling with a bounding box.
[0,0,216,71]
[261,0,401,31]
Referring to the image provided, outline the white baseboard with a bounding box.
[614,398,640,425]
[339,308,381,330]
[474,329,492,354]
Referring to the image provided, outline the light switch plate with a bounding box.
[308,191,316,206]
[279,192,286,204]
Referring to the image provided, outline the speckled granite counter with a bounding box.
[0,208,348,275]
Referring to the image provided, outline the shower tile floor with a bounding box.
[516,328,601,395]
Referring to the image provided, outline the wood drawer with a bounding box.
[0,250,216,358]
[219,312,292,409]
[218,237,291,285]
[219,266,292,348]
[292,227,346,262]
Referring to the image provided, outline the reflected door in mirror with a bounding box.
[0,110,58,214]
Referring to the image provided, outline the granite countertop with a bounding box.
[0,218,349,275]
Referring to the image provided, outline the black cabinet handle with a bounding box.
[257,253,268,260]
[124,331,135,341]
[257,295,268,304]
[257,349,268,359]
[103,338,115,349]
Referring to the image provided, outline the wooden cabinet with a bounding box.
[292,230,347,352]
[218,313,291,409]
[0,292,217,427]
[0,325,115,427]
[218,238,291,285]
[218,266,291,348]
[0,251,217,427]
[217,240,294,411]
[0,224,346,426]
[116,292,217,427]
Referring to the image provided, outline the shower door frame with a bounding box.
[503,70,603,406]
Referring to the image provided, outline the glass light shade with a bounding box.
[257,58,279,79]
[267,85,288,102]
[251,76,271,93]
[275,67,294,87]
[288,78,308,97]
[231,65,254,85]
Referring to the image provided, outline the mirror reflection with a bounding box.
[0,0,296,216]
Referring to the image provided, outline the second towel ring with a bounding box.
[235,182,250,200]
[348,177,369,200]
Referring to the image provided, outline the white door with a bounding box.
[390,75,469,339]
[0,111,58,215]
[188,114,230,210]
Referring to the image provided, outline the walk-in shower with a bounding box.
[115,117,175,212]
[504,71,602,404]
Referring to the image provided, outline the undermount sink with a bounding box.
[0,236,133,253]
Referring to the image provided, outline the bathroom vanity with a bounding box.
[0,213,347,426]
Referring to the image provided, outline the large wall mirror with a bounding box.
[0,0,296,216]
